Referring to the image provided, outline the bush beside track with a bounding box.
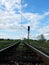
[0,39,20,49]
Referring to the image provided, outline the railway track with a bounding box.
[24,43,49,65]
[0,41,49,65]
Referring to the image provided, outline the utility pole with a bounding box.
[28,26,30,43]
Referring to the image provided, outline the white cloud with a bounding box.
[0,33,21,39]
[0,33,8,39]
[0,0,49,39]
[0,13,21,30]
[44,11,49,16]
[39,25,49,34]
[0,9,43,31]
[22,3,28,8]
[1,0,21,10]
[38,25,49,39]
[19,12,43,30]
[0,0,43,31]
[0,33,10,39]
[0,0,22,31]
[24,3,28,7]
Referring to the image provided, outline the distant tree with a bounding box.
[40,34,46,40]
[0,38,4,41]
[38,34,46,43]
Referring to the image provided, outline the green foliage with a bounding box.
[0,39,19,49]
[38,34,46,44]
[29,40,49,55]
[39,34,46,40]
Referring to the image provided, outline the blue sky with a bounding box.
[0,0,49,39]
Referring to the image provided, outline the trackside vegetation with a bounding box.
[0,34,49,56]
[0,39,20,50]
[23,34,49,55]
[29,39,49,55]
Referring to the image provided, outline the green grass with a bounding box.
[0,39,19,50]
[16,41,27,51]
[0,39,49,56]
[29,40,49,55]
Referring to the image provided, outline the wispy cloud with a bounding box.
[0,0,42,31]
[38,25,49,34]
[0,0,22,30]
[19,11,43,30]
[44,11,49,16]
[38,25,49,39]
[0,0,49,39]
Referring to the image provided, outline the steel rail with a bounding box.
[0,41,20,52]
[24,43,49,65]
